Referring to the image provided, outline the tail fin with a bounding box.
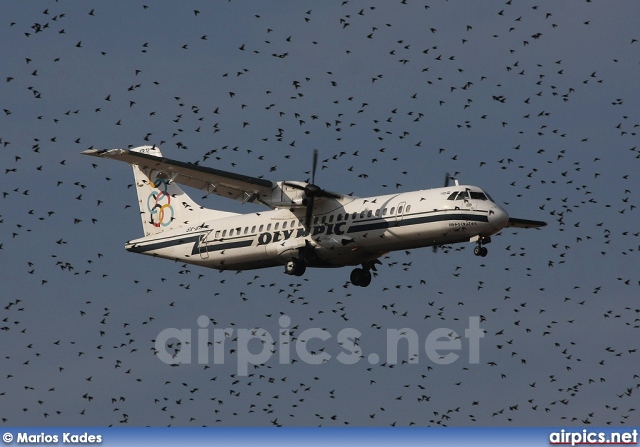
[130,146,236,236]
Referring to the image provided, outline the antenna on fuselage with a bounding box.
[444,172,451,188]
[444,172,460,187]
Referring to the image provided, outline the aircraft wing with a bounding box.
[82,148,276,206]
[505,217,547,229]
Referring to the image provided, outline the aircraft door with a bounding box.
[199,230,211,259]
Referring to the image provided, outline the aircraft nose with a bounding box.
[490,205,509,230]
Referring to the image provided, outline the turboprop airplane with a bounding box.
[82,145,546,287]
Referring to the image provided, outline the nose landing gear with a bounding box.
[473,245,488,257]
[473,236,490,257]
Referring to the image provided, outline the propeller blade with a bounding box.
[287,150,340,227]
[444,172,451,188]
[311,149,318,185]
[304,196,315,228]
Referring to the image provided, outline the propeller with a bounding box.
[284,150,340,228]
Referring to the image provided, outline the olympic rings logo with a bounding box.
[147,175,174,227]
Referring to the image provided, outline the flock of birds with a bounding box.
[1,1,639,427]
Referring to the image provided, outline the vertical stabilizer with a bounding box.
[130,146,225,236]
[82,145,241,237]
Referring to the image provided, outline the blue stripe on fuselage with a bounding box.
[191,238,254,256]
[126,211,489,255]
[126,234,200,253]
[347,211,488,234]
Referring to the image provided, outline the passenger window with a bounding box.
[329,214,334,223]
[274,222,279,230]
[314,217,319,225]
[215,230,221,239]
[282,221,287,229]
[375,209,380,217]
[352,212,357,220]
[321,216,326,223]
[259,224,264,232]
[406,205,411,212]
[251,226,256,233]
[398,206,403,214]
[390,207,395,214]
[222,230,227,237]
[244,227,248,235]
[367,210,372,217]
[383,208,387,216]
[229,229,234,236]
[337,214,342,221]
[267,224,271,231]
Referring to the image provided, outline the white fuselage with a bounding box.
[125,185,509,271]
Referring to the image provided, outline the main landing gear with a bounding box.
[284,257,374,287]
[350,267,372,288]
[284,251,378,288]
[473,236,490,257]
[350,260,379,287]
[284,257,306,276]
[284,242,313,277]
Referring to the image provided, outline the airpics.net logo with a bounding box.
[549,429,638,446]
[154,315,485,376]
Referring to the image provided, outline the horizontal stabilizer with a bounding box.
[506,217,547,229]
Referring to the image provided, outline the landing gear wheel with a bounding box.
[284,258,297,275]
[285,258,306,276]
[294,261,306,276]
[350,268,363,284]
[473,245,488,257]
[350,268,372,287]
[359,269,372,287]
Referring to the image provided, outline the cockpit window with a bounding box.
[469,192,487,200]
[447,191,469,200]
[447,190,488,200]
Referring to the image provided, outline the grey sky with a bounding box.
[1,0,639,427]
